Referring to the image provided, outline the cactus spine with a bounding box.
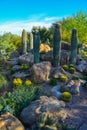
[29,32,33,49]
[70,28,78,64]
[33,30,40,63]
[22,29,27,54]
[53,23,62,67]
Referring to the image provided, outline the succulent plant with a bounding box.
[29,32,33,49]
[61,92,72,102]
[70,28,78,64]
[63,65,69,71]
[69,67,76,74]
[33,30,40,63]
[22,29,27,54]
[60,75,68,82]
[53,23,62,67]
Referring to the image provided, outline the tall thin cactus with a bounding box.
[33,30,40,63]
[29,32,33,49]
[53,23,62,67]
[70,28,78,64]
[22,29,27,54]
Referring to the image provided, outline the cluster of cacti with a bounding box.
[29,32,33,49]
[33,30,40,63]
[53,23,62,67]
[22,29,27,54]
[70,28,78,64]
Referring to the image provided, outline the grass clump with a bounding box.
[61,92,72,102]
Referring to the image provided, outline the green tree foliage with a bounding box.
[60,11,87,44]
[0,33,21,59]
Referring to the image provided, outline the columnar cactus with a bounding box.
[29,32,33,49]
[33,30,40,63]
[53,23,62,67]
[22,29,27,54]
[70,28,78,64]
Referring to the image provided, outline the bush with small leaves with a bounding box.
[60,75,68,82]
[69,67,76,74]
[61,92,72,102]
[49,78,57,86]
[63,65,69,71]
[72,75,79,80]
[0,74,8,89]
[21,64,30,70]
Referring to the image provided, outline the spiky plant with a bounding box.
[53,23,62,67]
[33,30,40,63]
[70,28,78,64]
[22,29,27,54]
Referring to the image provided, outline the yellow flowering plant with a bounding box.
[13,78,23,86]
[25,79,32,86]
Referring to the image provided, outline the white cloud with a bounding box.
[0,15,63,35]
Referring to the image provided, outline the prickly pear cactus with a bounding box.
[33,30,40,63]
[22,29,27,54]
[29,32,33,49]
[53,23,62,67]
[70,28,78,64]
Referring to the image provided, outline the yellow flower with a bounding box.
[25,80,32,86]
[13,78,22,86]
[40,44,51,53]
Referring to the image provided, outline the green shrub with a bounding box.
[69,67,76,74]
[61,92,72,102]
[0,84,40,117]
[60,75,68,82]
[0,74,8,89]
[63,65,69,71]
[49,78,57,86]
[11,68,16,74]
[21,64,30,70]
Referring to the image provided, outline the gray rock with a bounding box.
[30,61,51,83]
[12,71,30,79]
[51,85,62,99]
[12,65,21,71]
[76,60,87,73]
[10,51,20,59]
[20,96,67,126]
[19,53,34,65]
[79,122,87,130]
[7,58,19,66]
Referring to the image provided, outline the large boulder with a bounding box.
[20,96,67,126]
[19,53,34,65]
[0,112,24,130]
[30,61,51,83]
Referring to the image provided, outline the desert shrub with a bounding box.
[63,65,69,71]
[79,75,87,80]
[61,92,72,102]
[49,78,57,86]
[60,75,68,82]
[69,67,76,74]
[21,64,30,70]
[0,74,8,89]
[0,84,40,116]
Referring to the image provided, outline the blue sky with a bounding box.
[0,0,87,35]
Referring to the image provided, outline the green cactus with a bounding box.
[33,30,40,63]
[29,32,33,49]
[53,23,62,67]
[70,28,78,64]
[22,29,27,54]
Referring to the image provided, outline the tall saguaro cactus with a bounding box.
[22,29,27,54]
[29,32,33,49]
[33,30,40,63]
[70,28,78,64]
[53,23,62,67]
